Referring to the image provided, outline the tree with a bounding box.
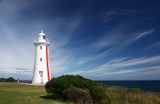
[5,77,17,82]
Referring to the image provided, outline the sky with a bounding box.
[0,0,160,80]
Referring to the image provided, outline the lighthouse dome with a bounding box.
[39,30,45,36]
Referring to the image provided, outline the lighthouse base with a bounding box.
[30,83,44,86]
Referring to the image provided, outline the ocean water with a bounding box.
[98,80,160,92]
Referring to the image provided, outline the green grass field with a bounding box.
[0,82,160,104]
[0,82,72,104]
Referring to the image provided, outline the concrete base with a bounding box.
[30,83,44,86]
[19,83,44,86]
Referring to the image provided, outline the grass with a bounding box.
[105,86,160,104]
[0,82,73,104]
[0,82,160,104]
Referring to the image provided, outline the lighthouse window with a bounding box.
[43,36,45,39]
[40,58,42,62]
[40,46,42,50]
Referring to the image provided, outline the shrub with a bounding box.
[89,85,110,104]
[63,85,92,104]
[5,77,17,82]
[45,75,110,104]
[0,77,17,82]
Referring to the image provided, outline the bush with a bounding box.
[89,85,110,104]
[45,75,110,104]
[63,85,92,104]
[5,77,17,82]
[0,77,17,82]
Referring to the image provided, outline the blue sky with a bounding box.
[0,0,160,80]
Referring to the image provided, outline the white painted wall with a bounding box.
[32,31,51,85]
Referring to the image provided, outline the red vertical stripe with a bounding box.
[46,45,50,80]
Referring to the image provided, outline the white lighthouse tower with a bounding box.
[32,31,51,85]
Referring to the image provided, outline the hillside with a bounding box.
[0,82,159,104]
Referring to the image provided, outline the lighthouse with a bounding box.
[32,31,51,85]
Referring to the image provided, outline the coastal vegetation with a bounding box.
[0,77,17,82]
[45,75,110,104]
[0,77,159,104]
[105,86,160,104]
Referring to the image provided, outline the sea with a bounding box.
[98,80,160,92]
[20,80,160,92]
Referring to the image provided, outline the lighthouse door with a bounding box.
[39,71,43,84]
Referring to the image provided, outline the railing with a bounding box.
[34,38,50,43]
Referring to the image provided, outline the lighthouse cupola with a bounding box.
[38,30,46,42]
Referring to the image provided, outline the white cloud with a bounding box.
[136,29,155,39]
[76,49,112,65]
[95,65,160,75]
[109,55,160,68]
[66,55,160,77]
[94,28,155,50]
[148,41,160,48]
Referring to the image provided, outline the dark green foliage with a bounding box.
[6,77,17,82]
[63,85,92,104]
[45,75,110,104]
[89,85,110,104]
[0,77,17,82]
